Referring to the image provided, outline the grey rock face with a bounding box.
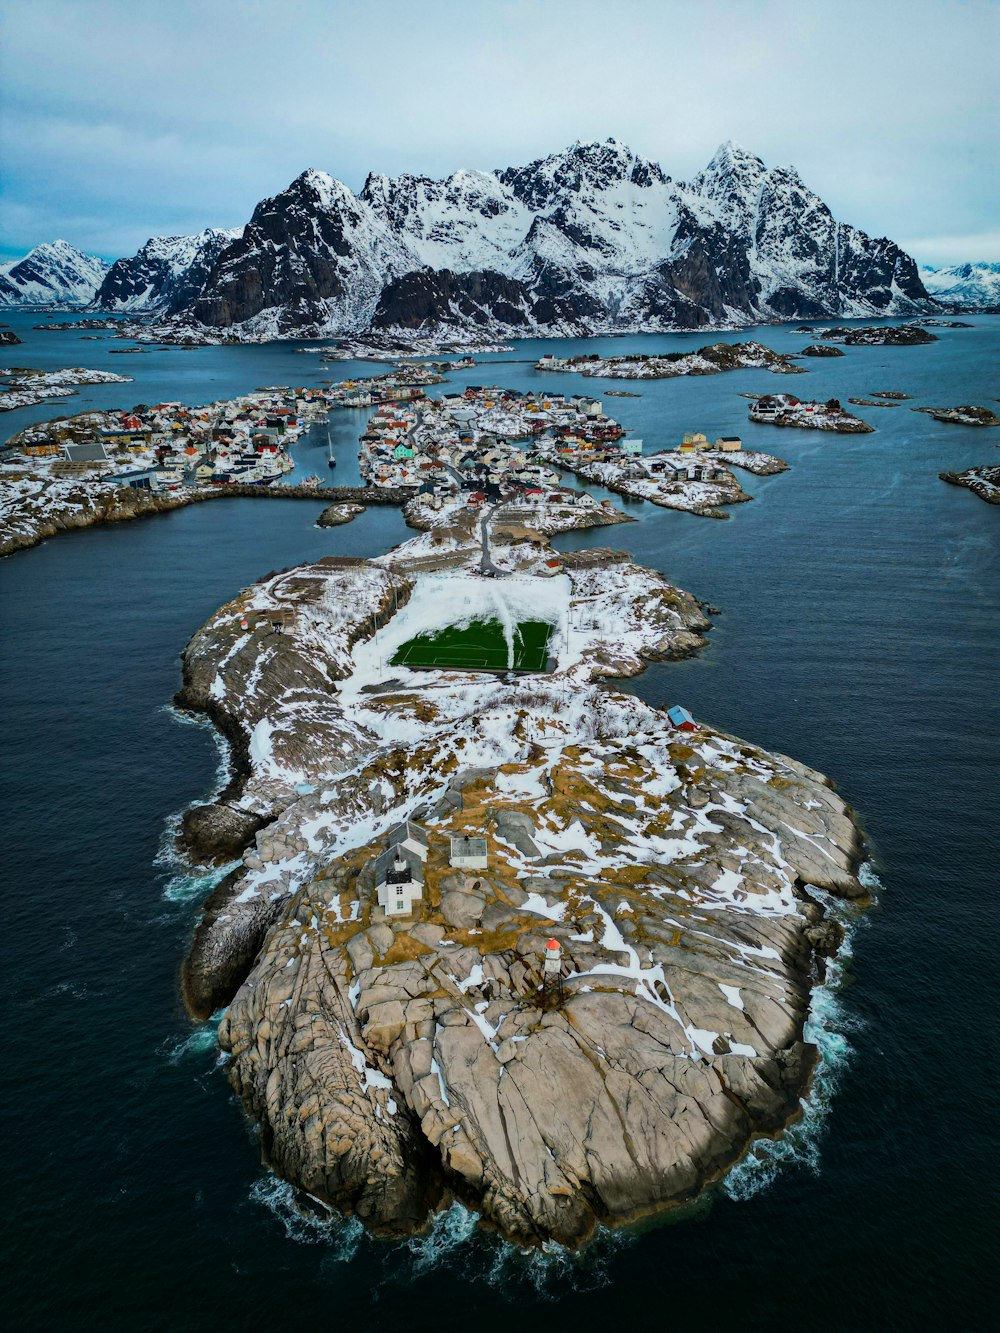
[96,228,243,314]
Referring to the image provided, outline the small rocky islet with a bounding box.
[940,465,1000,503]
[799,343,844,357]
[175,497,866,1249]
[818,323,938,346]
[913,404,1000,427]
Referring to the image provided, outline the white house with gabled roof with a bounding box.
[386,820,429,862]
[449,835,488,869]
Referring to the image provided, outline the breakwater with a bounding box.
[1,480,416,557]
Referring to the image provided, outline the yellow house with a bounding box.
[681,431,710,452]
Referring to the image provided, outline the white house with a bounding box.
[449,835,488,869]
[386,820,429,863]
[576,397,603,417]
[375,847,423,917]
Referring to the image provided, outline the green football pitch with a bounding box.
[392,618,554,672]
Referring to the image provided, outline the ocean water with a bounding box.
[1,312,998,1330]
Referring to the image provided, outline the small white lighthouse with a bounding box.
[544,938,562,978]
[541,938,563,1009]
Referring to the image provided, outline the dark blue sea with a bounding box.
[1,312,998,1330]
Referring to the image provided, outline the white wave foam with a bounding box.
[160,1012,224,1065]
[160,859,239,904]
[156,705,240,900]
[858,859,884,900]
[723,887,868,1202]
[249,1175,365,1258]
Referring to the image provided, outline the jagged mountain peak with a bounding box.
[96,225,245,314]
[280,168,355,212]
[499,138,667,204]
[704,140,765,171]
[920,260,1000,307]
[0,240,110,307]
[94,138,936,335]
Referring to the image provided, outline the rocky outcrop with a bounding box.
[0,479,196,558]
[216,692,863,1246]
[317,501,365,527]
[819,323,937,346]
[0,478,413,559]
[914,405,1000,427]
[175,547,866,1244]
[0,330,22,346]
[800,343,844,357]
[940,466,1000,504]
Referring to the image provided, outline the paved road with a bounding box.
[479,506,504,577]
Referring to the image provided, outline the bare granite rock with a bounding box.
[174,546,866,1245]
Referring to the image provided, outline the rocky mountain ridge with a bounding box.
[0,241,110,307]
[99,139,936,339]
[920,261,1000,309]
[95,227,244,312]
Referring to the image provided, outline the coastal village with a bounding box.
[1,359,793,555]
[358,384,630,492]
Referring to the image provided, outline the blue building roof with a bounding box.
[667,705,695,726]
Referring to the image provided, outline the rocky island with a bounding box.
[0,365,133,411]
[750,394,874,433]
[175,504,865,1248]
[819,324,937,346]
[940,466,1000,503]
[539,446,786,519]
[913,404,1000,427]
[537,341,805,380]
[317,501,365,527]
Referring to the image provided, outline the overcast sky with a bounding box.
[1,0,997,266]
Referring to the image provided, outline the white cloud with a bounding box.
[902,230,1000,268]
[0,0,997,262]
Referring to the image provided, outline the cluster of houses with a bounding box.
[749,394,867,432]
[4,388,320,492]
[543,431,744,487]
[372,819,489,918]
[323,364,443,411]
[359,385,638,494]
[636,432,743,481]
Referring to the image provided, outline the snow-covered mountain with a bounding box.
[101,139,937,339]
[96,227,244,312]
[0,241,110,307]
[920,262,1000,308]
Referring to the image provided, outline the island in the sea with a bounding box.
[174,481,865,1249]
[940,465,1000,503]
